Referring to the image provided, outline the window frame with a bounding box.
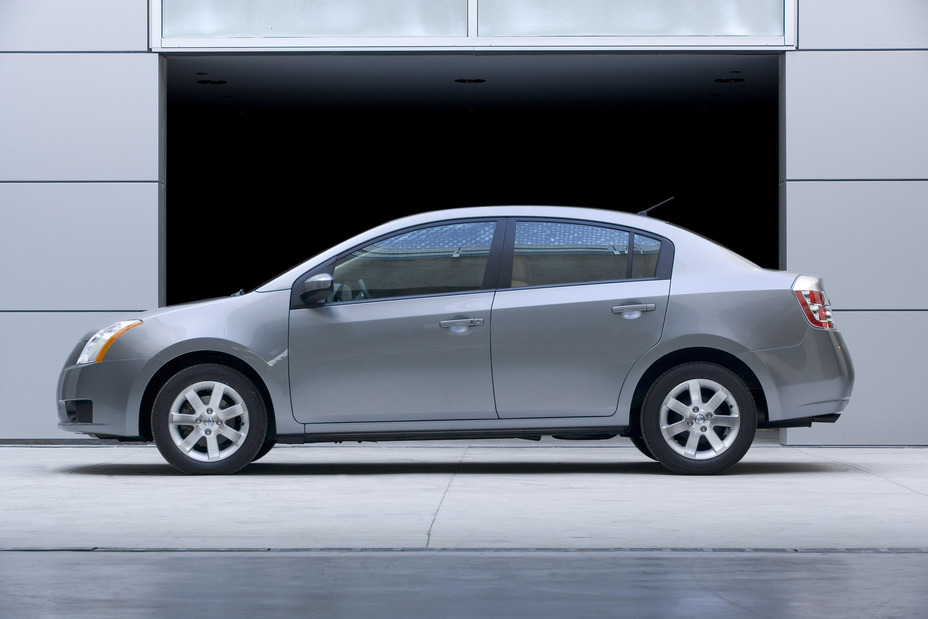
[290,215,673,308]
[290,217,506,307]
[151,0,797,51]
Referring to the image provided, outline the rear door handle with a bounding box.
[440,317,485,333]
[612,303,656,318]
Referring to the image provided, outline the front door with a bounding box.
[288,220,501,424]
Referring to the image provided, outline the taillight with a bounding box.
[793,278,835,329]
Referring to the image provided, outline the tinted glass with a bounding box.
[163,0,466,38]
[632,233,662,279]
[330,222,496,301]
[479,0,784,37]
[511,221,660,286]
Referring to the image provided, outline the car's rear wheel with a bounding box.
[641,362,756,475]
[629,435,657,460]
[152,364,267,475]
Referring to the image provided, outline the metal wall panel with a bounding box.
[0,0,148,52]
[781,1,928,445]
[799,0,928,50]
[0,183,159,311]
[0,53,160,182]
[0,312,138,438]
[0,1,160,438]
[783,311,928,445]
[783,180,928,310]
[783,51,928,181]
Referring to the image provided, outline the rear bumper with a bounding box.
[747,328,854,425]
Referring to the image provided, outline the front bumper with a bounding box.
[57,345,148,438]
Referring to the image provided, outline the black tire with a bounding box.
[641,362,756,475]
[152,364,268,475]
[251,439,277,462]
[629,435,657,461]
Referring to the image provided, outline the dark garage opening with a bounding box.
[165,53,779,305]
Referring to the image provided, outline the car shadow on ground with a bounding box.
[60,459,841,477]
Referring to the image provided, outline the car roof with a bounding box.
[371,205,674,233]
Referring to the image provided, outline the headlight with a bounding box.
[77,320,142,365]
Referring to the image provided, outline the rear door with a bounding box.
[491,219,671,419]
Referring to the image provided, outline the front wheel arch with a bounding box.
[139,351,276,444]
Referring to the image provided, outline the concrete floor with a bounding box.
[2,436,927,617]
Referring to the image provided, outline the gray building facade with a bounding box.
[1,0,926,444]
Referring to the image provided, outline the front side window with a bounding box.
[510,221,661,287]
[329,221,497,302]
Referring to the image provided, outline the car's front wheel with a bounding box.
[152,364,267,475]
[641,362,756,475]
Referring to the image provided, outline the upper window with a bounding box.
[510,221,661,287]
[479,0,785,37]
[156,0,794,49]
[329,221,497,302]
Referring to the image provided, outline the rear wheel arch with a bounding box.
[627,347,767,437]
[138,351,276,444]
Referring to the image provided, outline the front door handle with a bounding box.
[612,303,656,319]
[440,318,485,328]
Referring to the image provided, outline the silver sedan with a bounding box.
[57,206,854,475]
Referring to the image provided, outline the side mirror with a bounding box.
[300,273,334,306]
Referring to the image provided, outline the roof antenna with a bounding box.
[638,196,675,217]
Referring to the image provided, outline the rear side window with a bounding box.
[510,221,662,287]
[330,221,497,301]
